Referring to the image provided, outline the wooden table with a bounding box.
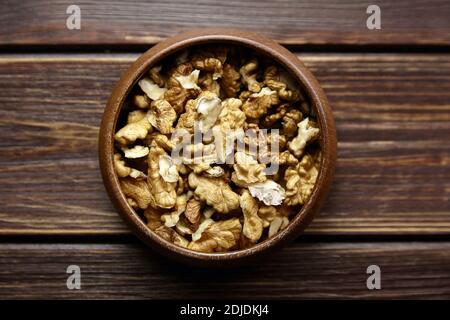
[0,0,449,299]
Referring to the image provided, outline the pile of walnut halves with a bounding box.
[113,45,321,253]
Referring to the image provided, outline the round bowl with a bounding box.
[99,28,337,267]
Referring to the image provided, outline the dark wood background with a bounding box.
[0,0,449,299]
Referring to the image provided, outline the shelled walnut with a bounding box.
[113,45,322,253]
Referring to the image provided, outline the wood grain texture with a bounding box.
[0,242,449,299]
[1,0,450,46]
[0,53,449,235]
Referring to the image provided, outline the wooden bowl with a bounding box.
[99,28,337,267]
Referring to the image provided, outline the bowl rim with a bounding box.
[99,28,337,267]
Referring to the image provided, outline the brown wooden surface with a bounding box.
[0,54,449,236]
[1,0,450,46]
[1,0,450,300]
[0,242,449,299]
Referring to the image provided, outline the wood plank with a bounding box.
[0,53,449,235]
[0,242,449,299]
[1,0,450,46]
